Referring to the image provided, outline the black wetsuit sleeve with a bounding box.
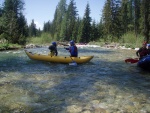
[49,45,55,51]
[55,49,58,56]
[136,50,139,56]
[136,48,142,56]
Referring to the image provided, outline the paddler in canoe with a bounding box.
[48,42,58,56]
[125,42,149,63]
[136,42,148,60]
[65,40,78,57]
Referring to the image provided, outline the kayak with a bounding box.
[137,55,150,70]
[25,50,94,64]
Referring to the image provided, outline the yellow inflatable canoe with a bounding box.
[25,50,94,64]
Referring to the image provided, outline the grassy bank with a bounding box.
[26,33,54,45]
[89,32,145,49]
[0,43,22,51]
[119,32,145,49]
[0,32,145,50]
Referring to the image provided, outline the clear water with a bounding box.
[0,47,150,113]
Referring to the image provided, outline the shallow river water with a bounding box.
[0,46,150,113]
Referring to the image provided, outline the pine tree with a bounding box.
[98,18,104,39]
[28,19,36,37]
[0,7,3,35]
[121,0,129,33]
[1,0,28,44]
[52,0,67,40]
[43,21,52,33]
[76,18,83,42]
[112,0,122,39]
[102,0,112,38]
[133,0,141,37]
[17,13,28,44]
[127,0,134,31]
[80,3,91,43]
[102,0,122,41]
[66,0,78,41]
[91,20,99,41]
[71,17,79,41]
[59,14,67,41]
[141,0,150,42]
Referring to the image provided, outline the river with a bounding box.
[0,46,150,113]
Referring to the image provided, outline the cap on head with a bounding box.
[52,42,57,46]
[70,40,74,46]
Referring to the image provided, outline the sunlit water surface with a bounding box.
[0,46,150,113]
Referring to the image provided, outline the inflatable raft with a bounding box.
[25,50,94,64]
[137,55,150,70]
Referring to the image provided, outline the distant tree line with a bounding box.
[0,0,41,45]
[0,0,28,44]
[43,0,101,43]
[102,0,150,42]
[43,0,150,43]
[0,0,150,45]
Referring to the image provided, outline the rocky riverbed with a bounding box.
[0,46,149,112]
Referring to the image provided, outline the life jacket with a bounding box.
[69,45,78,57]
[139,48,148,58]
[48,45,58,56]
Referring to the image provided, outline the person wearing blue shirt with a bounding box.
[147,44,150,55]
[65,40,78,57]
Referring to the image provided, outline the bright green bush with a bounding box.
[27,33,54,45]
[0,43,22,50]
[119,32,144,48]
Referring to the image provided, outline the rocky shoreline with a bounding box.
[0,47,20,51]
[0,43,139,51]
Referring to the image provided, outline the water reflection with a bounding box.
[0,47,150,112]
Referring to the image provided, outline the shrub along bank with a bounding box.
[0,32,146,51]
[0,43,22,51]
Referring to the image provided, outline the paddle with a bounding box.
[64,47,77,66]
[125,58,139,63]
[58,42,69,46]
[69,56,77,66]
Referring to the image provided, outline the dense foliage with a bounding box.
[0,0,28,45]
[44,0,150,43]
[0,0,150,45]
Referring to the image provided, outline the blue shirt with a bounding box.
[66,45,78,57]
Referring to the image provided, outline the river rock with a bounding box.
[66,105,82,113]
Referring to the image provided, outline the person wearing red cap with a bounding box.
[136,42,148,59]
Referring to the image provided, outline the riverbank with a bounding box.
[0,42,139,51]
[0,43,22,51]
[0,47,21,51]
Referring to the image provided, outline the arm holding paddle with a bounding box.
[136,42,148,60]
[58,42,69,46]
[125,42,149,63]
[64,40,78,66]
[65,40,78,57]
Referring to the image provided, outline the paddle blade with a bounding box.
[69,57,77,66]
[125,58,139,64]
[69,62,77,66]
